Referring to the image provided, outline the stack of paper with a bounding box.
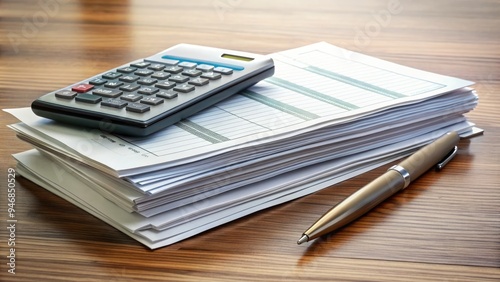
[6,42,479,249]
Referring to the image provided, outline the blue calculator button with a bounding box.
[161,55,244,71]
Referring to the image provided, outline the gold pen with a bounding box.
[297,131,460,245]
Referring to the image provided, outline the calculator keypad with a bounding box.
[56,60,233,114]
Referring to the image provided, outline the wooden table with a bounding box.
[1,0,499,281]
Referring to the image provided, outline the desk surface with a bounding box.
[1,0,499,281]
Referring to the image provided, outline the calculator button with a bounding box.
[119,84,140,92]
[117,67,137,73]
[188,77,209,86]
[155,57,179,65]
[213,67,233,75]
[119,75,140,83]
[164,66,183,74]
[126,103,150,113]
[183,69,202,77]
[174,84,195,93]
[140,96,164,106]
[89,78,108,85]
[169,75,189,83]
[196,64,214,72]
[102,72,122,79]
[137,78,157,86]
[72,84,94,93]
[92,88,123,98]
[135,69,154,76]
[104,81,124,88]
[201,72,222,80]
[156,90,178,99]
[148,64,165,71]
[151,71,170,80]
[131,62,150,68]
[121,93,142,102]
[138,87,158,95]
[55,90,77,99]
[155,81,176,90]
[101,98,128,109]
[178,61,197,69]
[75,94,102,104]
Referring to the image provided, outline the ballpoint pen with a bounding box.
[297,131,460,245]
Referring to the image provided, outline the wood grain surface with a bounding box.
[0,0,499,281]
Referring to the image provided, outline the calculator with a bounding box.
[31,44,275,136]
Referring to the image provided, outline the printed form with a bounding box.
[6,42,474,177]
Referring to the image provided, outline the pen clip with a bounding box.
[435,146,458,171]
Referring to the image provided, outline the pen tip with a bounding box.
[297,235,309,245]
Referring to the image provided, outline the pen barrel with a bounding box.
[304,170,405,240]
[398,131,459,181]
[302,131,460,242]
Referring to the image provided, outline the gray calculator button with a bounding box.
[178,61,197,68]
[101,98,128,109]
[89,78,107,85]
[174,84,195,93]
[169,75,189,83]
[104,81,124,88]
[213,67,233,75]
[55,90,77,99]
[183,69,202,77]
[93,88,123,98]
[131,62,150,68]
[102,72,122,79]
[151,71,170,80]
[156,81,176,90]
[117,67,137,73]
[156,90,178,99]
[126,102,150,113]
[135,69,154,76]
[120,93,142,102]
[148,64,165,71]
[75,94,102,104]
[201,72,221,80]
[137,78,157,85]
[196,64,214,72]
[188,78,209,86]
[138,87,158,95]
[140,96,164,106]
[164,66,183,74]
[119,84,140,92]
[119,75,140,83]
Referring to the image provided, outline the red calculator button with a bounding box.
[72,83,94,93]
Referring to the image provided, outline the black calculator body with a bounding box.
[31,44,275,136]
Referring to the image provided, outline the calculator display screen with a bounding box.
[221,54,254,62]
